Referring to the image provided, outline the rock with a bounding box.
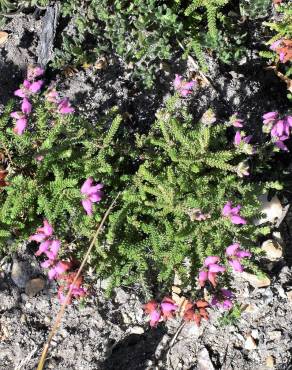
[11,259,32,288]
[128,326,144,335]
[241,272,271,288]
[197,347,215,370]
[262,240,283,260]
[25,277,45,297]
[243,304,257,313]
[244,334,257,350]
[268,331,281,340]
[266,355,275,368]
[251,329,259,339]
[254,195,283,225]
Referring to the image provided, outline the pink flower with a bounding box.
[57,98,75,114]
[81,177,104,216]
[270,39,282,51]
[161,297,178,319]
[29,220,54,242]
[199,256,225,287]
[222,201,247,225]
[35,155,44,162]
[271,119,290,140]
[13,116,27,135]
[230,113,244,127]
[226,243,251,272]
[14,79,43,97]
[45,87,59,103]
[211,289,233,310]
[275,140,289,151]
[48,261,71,280]
[234,131,252,146]
[173,74,195,97]
[262,112,278,125]
[143,300,161,327]
[21,98,32,115]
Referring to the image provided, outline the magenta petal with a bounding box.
[29,233,46,242]
[10,111,22,119]
[204,256,220,266]
[35,240,52,256]
[38,220,54,236]
[173,74,182,89]
[87,184,104,194]
[29,80,43,93]
[161,302,177,313]
[230,215,247,225]
[82,199,93,216]
[14,89,26,98]
[228,259,243,272]
[149,309,161,327]
[275,140,289,151]
[199,270,208,286]
[48,267,57,280]
[226,243,240,256]
[81,177,93,194]
[41,259,52,269]
[234,131,242,145]
[222,201,232,216]
[208,263,225,273]
[222,299,233,310]
[21,98,32,115]
[221,289,233,298]
[89,192,103,203]
[236,250,251,258]
[14,118,27,135]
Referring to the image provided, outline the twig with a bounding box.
[0,7,24,18]
[36,193,120,370]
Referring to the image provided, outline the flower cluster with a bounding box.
[222,201,247,225]
[29,220,86,303]
[199,256,225,287]
[11,66,44,134]
[270,39,292,64]
[45,84,75,114]
[80,177,104,216]
[173,74,195,97]
[57,271,87,304]
[143,298,178,326]
[262,112,292,151]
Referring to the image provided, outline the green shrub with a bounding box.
[53,0,231,87]
[1,91,276,292]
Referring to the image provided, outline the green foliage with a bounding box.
[218,303,242,326]
[0,93,130,254]
[52,0,232,87]
[0,92,274,291]
[101,96,270,288]
[0,0,49,11]
[240,0,271,19]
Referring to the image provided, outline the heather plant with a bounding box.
[0,72,130,255]
[52,0,232,86]
[103,95,274,291]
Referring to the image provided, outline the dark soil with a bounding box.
[1,9,292,370]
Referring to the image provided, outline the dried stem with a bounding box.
[36,193,120,370]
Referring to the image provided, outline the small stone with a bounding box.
[268,331,281,340]
[129,326,144,335]
[243,304,257,313]
[244,334,257,350]
[262,240,282,260]
[254,195,283,225]
[197,347,215,370]
[286,290,292,302]
[11,259,31,288]
[251,329,259,339]
[266,355,275,368]
[241,272,271,288]
[25,277,45,297]
[0,31,8,45]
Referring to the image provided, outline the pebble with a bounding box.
[241,272,271,288]
[266,355,275,368]
[197,347,215,370]
[129,326,144,335]
[25,277,45,297]
[244,334,257,350]
[268,331,281,340]
[254,195,283,225]
[11,259,32,288]
[286,290,292,302]
[261,240,283,260]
